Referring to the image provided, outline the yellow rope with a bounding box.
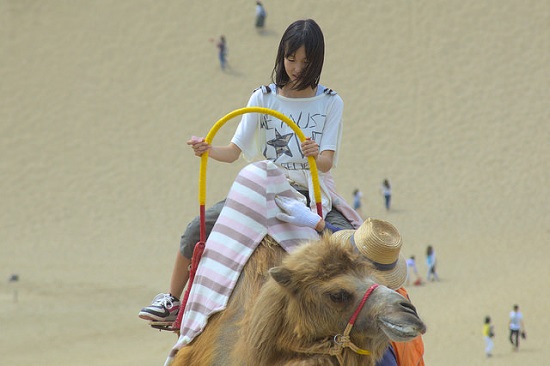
[291,334,371,365]
[198,106,322,209]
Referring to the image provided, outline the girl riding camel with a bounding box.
[139,18,361,324]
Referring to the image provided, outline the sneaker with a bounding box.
[138,293,180,322]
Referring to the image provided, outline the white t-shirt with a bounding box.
[406,257,418,274]
[231,84,344,217]
[256,4,266,17]
[232,84,343,171]
[509,310,523,331]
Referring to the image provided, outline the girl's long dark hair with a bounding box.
[272,19,325,91]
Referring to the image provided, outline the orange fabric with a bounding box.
[391,287,425,366]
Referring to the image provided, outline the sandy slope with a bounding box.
[1,1,549,365]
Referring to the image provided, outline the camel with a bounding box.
[171,232,426,366]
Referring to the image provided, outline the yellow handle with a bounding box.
[199,106,322,212]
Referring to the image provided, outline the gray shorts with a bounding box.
[179,199,225,259]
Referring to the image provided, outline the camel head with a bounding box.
[246,232,426,365]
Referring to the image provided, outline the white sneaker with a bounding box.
[138,293,180,322]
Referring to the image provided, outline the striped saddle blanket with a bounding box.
[165,161,320,364]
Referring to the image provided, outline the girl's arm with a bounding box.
[301,139,334,173]
[187,137,242,163]
[316,150,335,173]
[208,143,241,163]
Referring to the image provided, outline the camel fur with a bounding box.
[172,233,426,366]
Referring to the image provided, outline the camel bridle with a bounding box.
[291,283,379,365]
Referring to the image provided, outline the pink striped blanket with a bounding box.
[165,161,321,364]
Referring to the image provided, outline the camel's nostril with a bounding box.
[400,301,418,315]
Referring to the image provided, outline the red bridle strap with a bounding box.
[291,283,379,364]
[348,283,379,326]
[332,283,380,359]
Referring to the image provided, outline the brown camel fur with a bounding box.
[172,233,426,366]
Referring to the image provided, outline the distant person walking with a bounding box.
[509,304,526,351]
[352,189,363,218]
[482,316,495,358]
[426,245,439,281]
[406,255,422,286]
[380,179,392,210]
[210,35,227,70]
[255,1,267,29]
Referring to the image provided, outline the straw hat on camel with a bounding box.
[331,218,407,290]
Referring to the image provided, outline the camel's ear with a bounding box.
[269,266,293,288]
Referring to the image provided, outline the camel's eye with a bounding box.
[329,290,352,304]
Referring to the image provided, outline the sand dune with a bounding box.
[1,1,549,365]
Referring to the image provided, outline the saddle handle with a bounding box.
[199,106,323,242]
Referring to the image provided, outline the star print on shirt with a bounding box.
[266,128,294,160]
